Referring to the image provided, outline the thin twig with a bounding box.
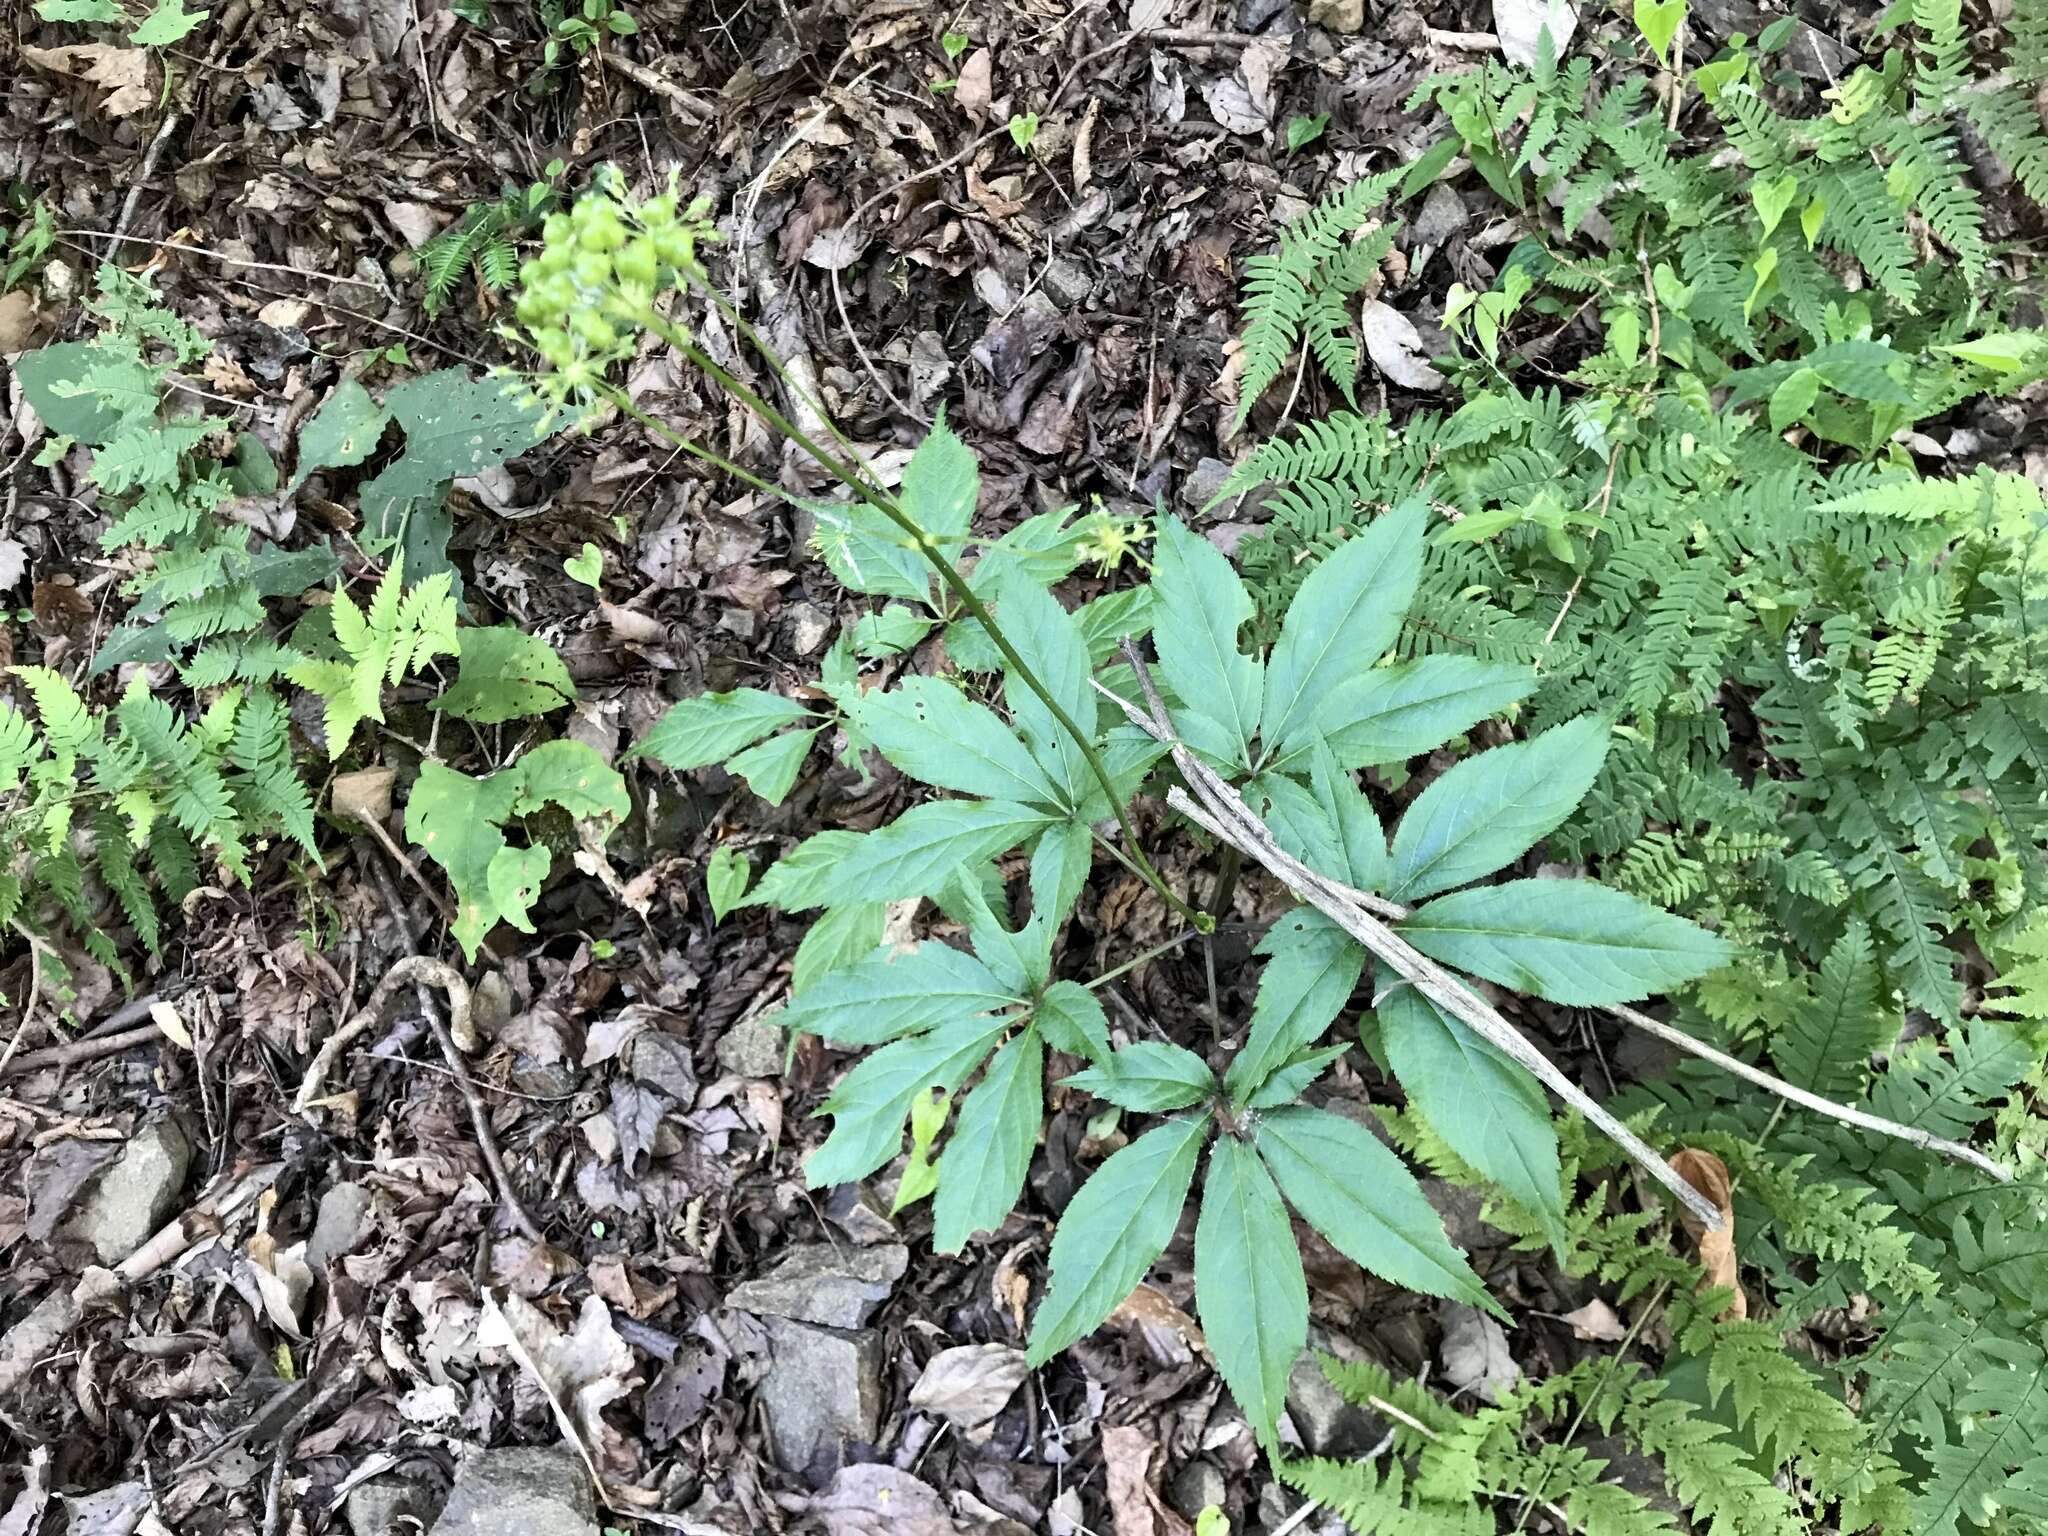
[260,1371,357,1536]
[291,956,474,1112]
[0,924,47,1075]
[110,111,184,250]
[0,1023,160,1079]
[424,1000,544,1243]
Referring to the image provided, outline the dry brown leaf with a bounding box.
[906,1343,1027,1441]
[1669,1147,1747,1319]
[956,48,993,122]
[478,1291,639,1471]
[1108,1282,1208,1361]
[19,45,153,116]
[330,767,395,826]
[1362,300,1446,392]
[1562,1298,1628,1342]
[1102,1424,1160,1536]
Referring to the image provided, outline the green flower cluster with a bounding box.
[508,170,714,412]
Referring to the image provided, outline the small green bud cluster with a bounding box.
[509,169,715,412]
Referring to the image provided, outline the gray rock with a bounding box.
[1418,1177,1509,1255]
[715,1017,786,1080]
[347,1473,439,1536]
[1285,1345,1386,1459]
[725,1241,906,1327]
[1167,1459,1228,1522]
[758,1316,885,1471]
[1181,457,1235,511]
[1041,258,1093,309]
[63,1120,192,1265]
[308,1182,375,1279]
[429,1447,596,1536]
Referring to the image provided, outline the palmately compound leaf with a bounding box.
[1196,1136,1308,1443]
[791,902,887,995]
[851,675,1062,804]
[933,1026,1044,1253]
[634,688,813,771]
[1064,1041,1216,1111]
[433,625,576,723]
[1033,979,1113,1064]
[1373,969,1564,1244]
[775,941,1021,1047]
[1388,714,1611,902]
[1309,654,1538,774]
[806,1014,1012,1189]
[1151,516,1263,773]
[1027,1114,1210,1364]
[1260,499,1425,764]
[748,800,1059,912]
[1398,879,1733,1005]
[1223,910,1365,1104]
[1254,1105,1493,1307]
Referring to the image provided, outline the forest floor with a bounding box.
[0,0,2015,1533]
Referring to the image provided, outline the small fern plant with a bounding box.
[417,161,565,318]
[1231,165,1406,434]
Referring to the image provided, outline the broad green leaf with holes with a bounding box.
[1197,1136,1307,1444]
[433,625,575,723]
[293,375,387,485]
[1027,1114,1210,1364]
[508,739,629,821]
[130,0,208,44]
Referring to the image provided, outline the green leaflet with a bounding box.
[1373,970,1565,1244]
[1223,910,1365,1103]
[933,1026,1044,1253]
[634,687,812,770]
[1260,500,1425,763]
[1028,818,1094,932]
[1243,1043,1350,1109]
[433,625,576,723]
[900,405,979,544]
[746,800,1057,912]
[1033,980,1113,1065]
[1388,714,1611,901]
[813,497,932,602]
[1773,921,1888,1097]
[1398,879,1733,1005]
[946,867,1047,996]
[726,727,818,806]
[851,675,1061,804]
[1152,516,1263,772]
[791,902,887,995]
[1065,1041,1216,1111]
[1255,1106,1492,1306]
[705,847,750,922]
[806,1015,1012,1189]
[1026,1114,1210,1365]
[288,561,458,757]
[1310,655,1540,770]
[1257,733,1390,892]
[775,940,1020,1046]
[992,575,1095,803]
[1196,1136,1308,1443]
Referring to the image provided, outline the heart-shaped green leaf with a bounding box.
[1007,112,1039,151]
[564,542,603,588]
[1752,173,1800,238]
[1633,0,1686,63]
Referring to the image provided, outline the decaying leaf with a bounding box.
[906,1343,1028,1441]
[478,1291,638,1474]
[1670,1147,1747,1320]
[1439,1301,1521,1402]
[1361,300,1446,392]
[1494,0,1580,68]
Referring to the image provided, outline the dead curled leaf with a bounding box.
[19,44,152,117]
[906,1343,1027,1441]
[1361,300,1447,392]
[1669,1147,1747,1320]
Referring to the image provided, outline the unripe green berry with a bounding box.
[572,311,618,348]
[543,212,573,244]
[652,227,694,267]
[615,238,658,288]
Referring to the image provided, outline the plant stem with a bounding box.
[1084,928,1200,991]
[625,305,1209,933]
